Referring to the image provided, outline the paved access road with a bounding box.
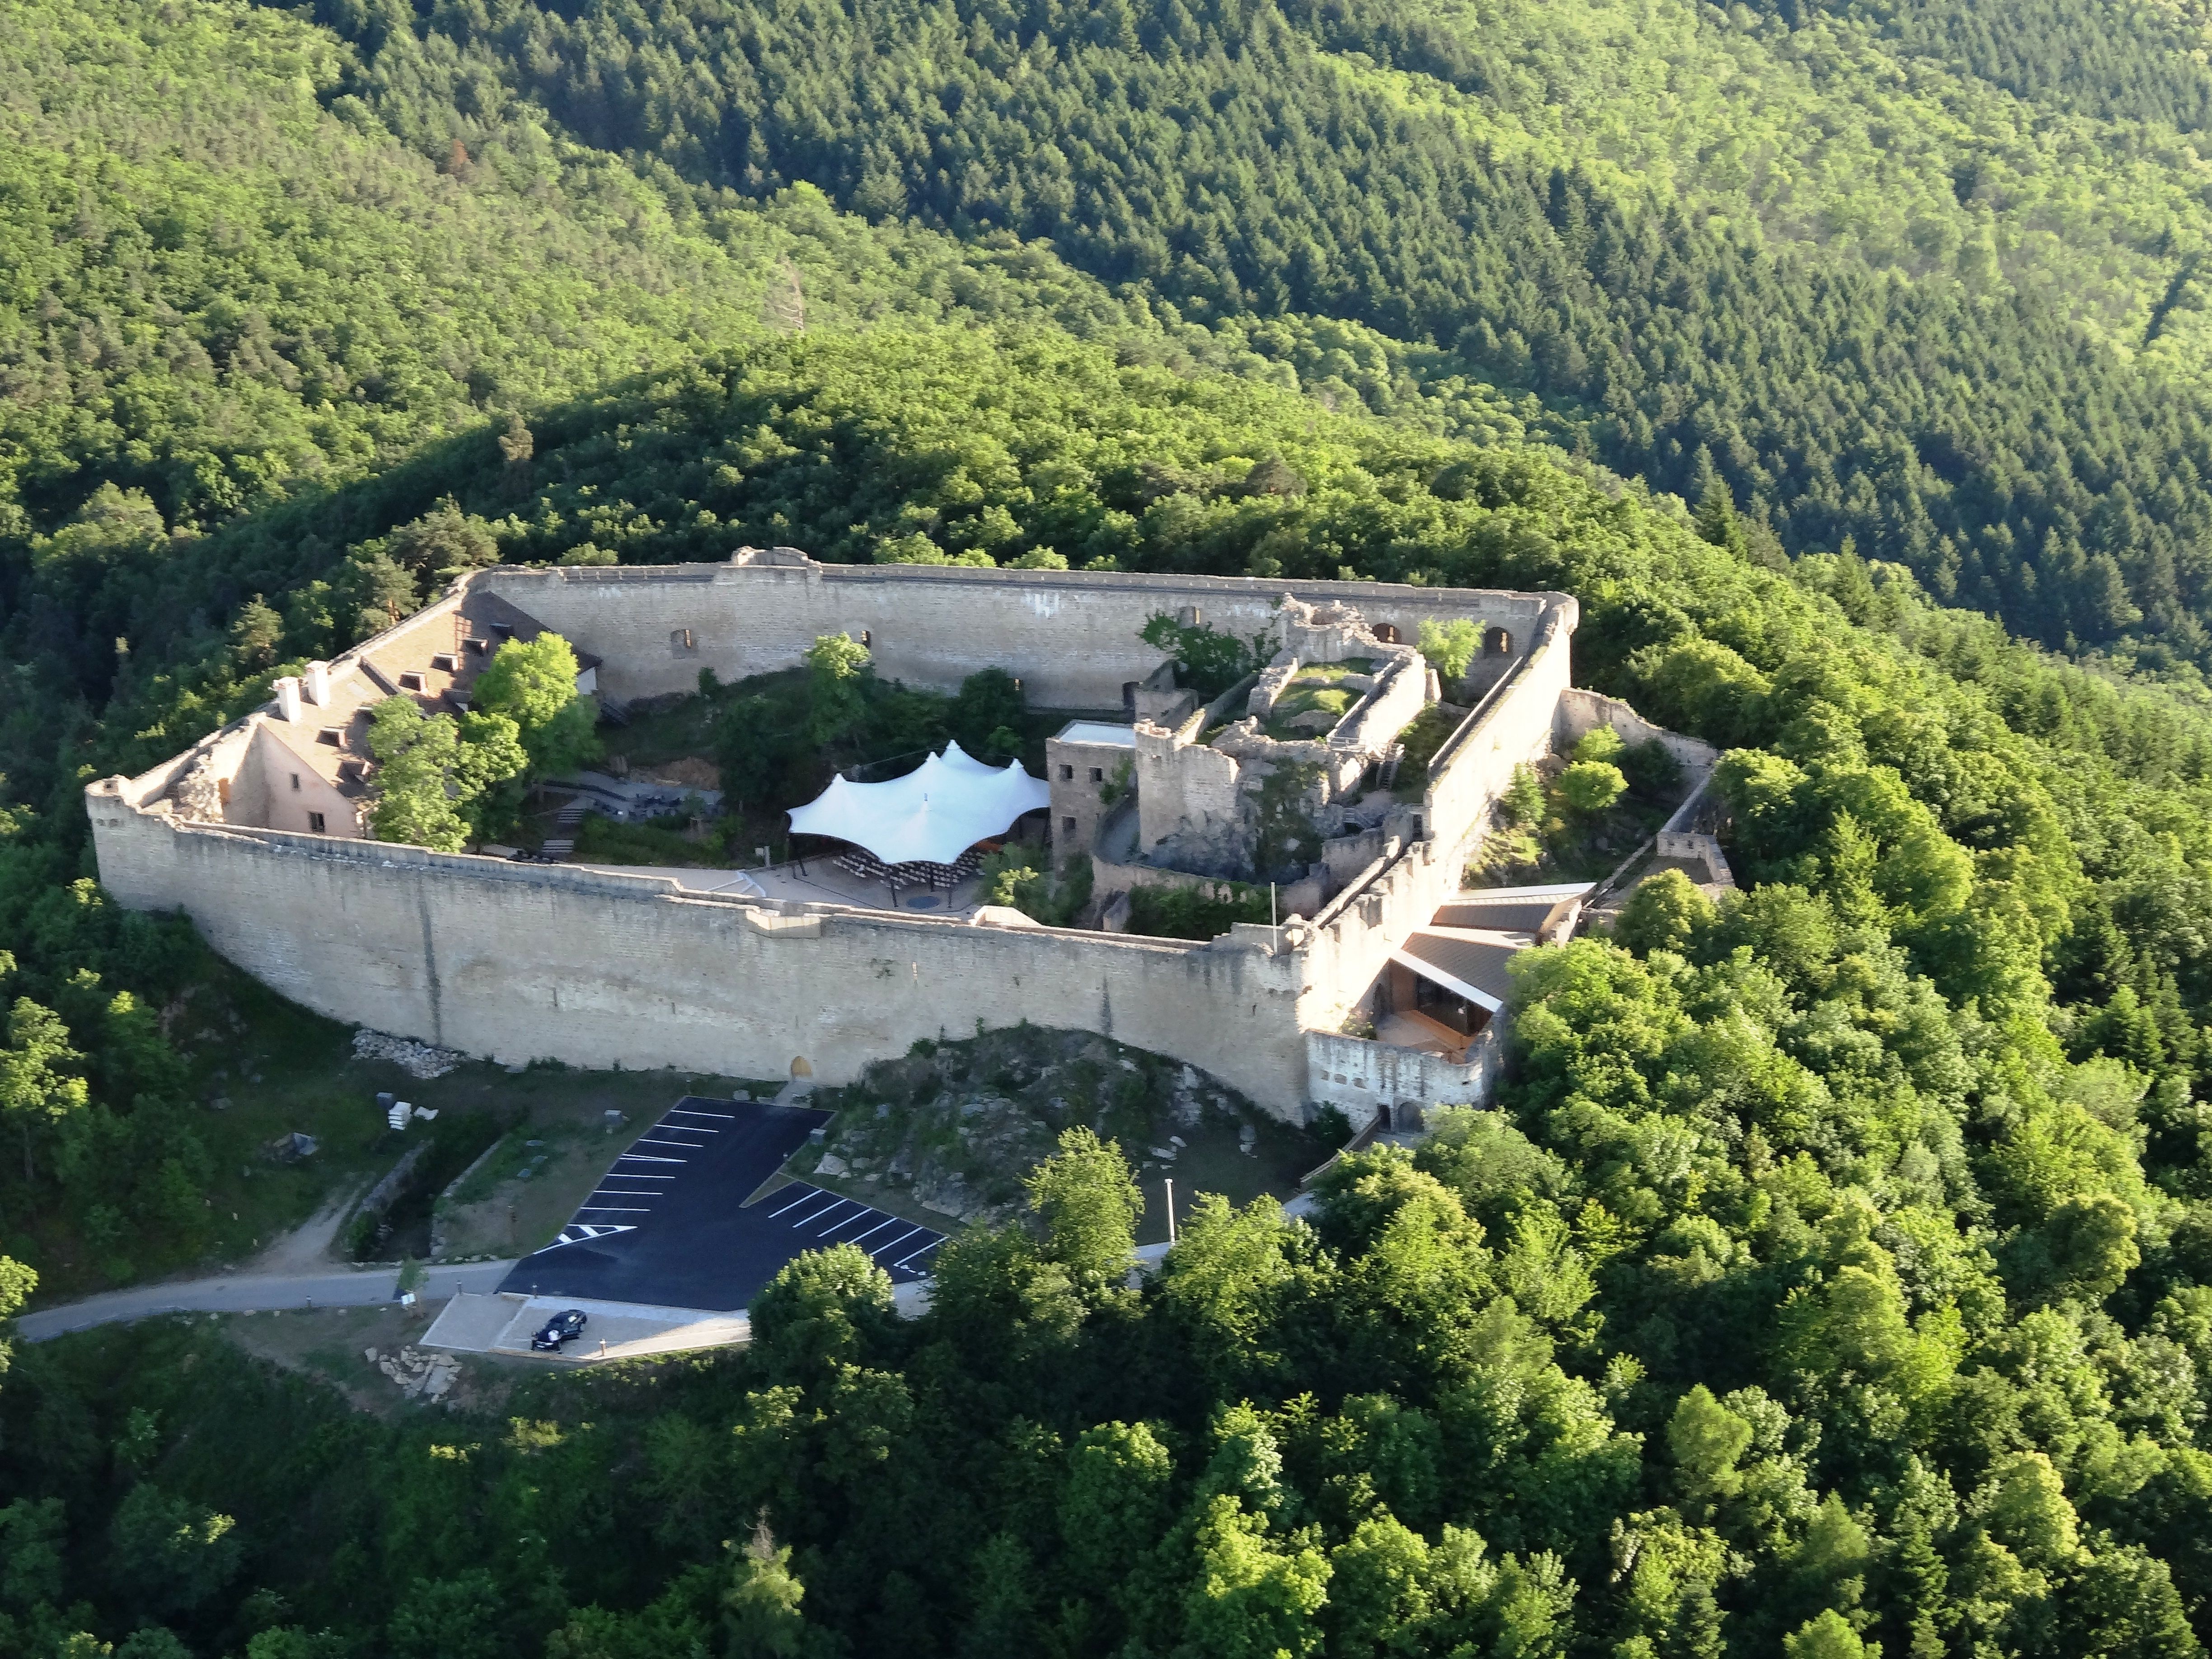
[15,1258,520,1343]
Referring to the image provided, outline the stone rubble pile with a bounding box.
[353,1028,465,1079]
[369,1344,462,1400]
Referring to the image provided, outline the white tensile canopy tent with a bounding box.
[787,741,1050,867]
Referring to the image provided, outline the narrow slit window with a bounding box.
[290,773,301,792]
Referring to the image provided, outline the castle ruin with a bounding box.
[86,550,1712,1126]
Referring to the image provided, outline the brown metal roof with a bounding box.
[1392,927,1532,1012]
[1430,881,1591,937]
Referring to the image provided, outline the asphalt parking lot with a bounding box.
[498,1097,946,1311]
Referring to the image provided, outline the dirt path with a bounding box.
[245,1187,362,1275]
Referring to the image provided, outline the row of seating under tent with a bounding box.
[831,842,992,894]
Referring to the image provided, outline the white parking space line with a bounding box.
[619,1154,688,1164]
[767,1188,822,1218]
[635,1136,706,1148]
[655,1120,720,1131]
[577,1205,652,1213]
[810,1201,864,1233]
[845,1218,903,1247]
[819,1209,886,1239]
[783,1195,849,1228]
[666,1106,737,1119]
[867,1226,926,1259]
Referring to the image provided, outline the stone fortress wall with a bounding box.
[89,552,1581,1121]
[467,548,1561,708]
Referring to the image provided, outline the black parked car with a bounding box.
[530,1309,589,1351]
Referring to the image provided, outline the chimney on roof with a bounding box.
[303,661,332,705]
[274,676,303,723]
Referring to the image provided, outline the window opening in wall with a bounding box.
[1123,681,1138,716]
[307,811,326,834]
[400,671,425,691]
[861,630,872,647]
[316,727,341,746]
[1373,623,1401,643]
[670,628,697,656]
[1061,816,1078,838]
[290,773,300,792]
[1089,767,1104,783]
[1059,764,1074,780]
[1483,625,1513,656]
[431,653,456,673]
[465,636,488,655]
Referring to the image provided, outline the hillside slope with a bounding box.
[292,0,2212,672]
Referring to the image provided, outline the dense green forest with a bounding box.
[15,0,2212,1653]
[258,0,2212,674]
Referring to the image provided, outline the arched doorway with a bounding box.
[789,1056,813,1079]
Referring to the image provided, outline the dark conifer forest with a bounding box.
[12,0,2212,1654]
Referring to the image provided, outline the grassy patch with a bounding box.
[1261,661,1371,737]
[1393,704,1463,797]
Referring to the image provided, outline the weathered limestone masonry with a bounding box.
[89,554,1579,1121]
[83,803,1309,1102]
[1129,596,1434,877]
[467,548,1557,707]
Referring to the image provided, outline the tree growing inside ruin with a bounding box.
[949,667,1026,759]
[1139,615,1270,699]
[1559,726,1629,816]
[1417,618,1481,684]
[471,633,600,778]
[366,698,527,851]
[801,634,871,746]
[366,699,471,850]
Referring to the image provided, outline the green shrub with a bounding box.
[1125,881,1274,940]
[1559,759,1628,815]
[1418,618,1482,681]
